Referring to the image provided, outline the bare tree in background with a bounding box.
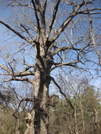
[0,0,101,133]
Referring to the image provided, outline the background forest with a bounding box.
[0,75,101,134]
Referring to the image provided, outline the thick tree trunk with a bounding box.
[24,51,52,134]
[33,71,50,134]
[25,72,50,134]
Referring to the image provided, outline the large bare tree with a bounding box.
[0,0,101,133]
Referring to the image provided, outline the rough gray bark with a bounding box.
[31,55,52,134]
[21,48,52,134]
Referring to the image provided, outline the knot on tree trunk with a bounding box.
[25,113,32,128]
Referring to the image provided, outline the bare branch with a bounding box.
[23,64,35,71]
[0,73,10,75]
[0,64,12,74]
[31,0,40,33]
[42,0,47,15]
[77,43,90,62]
[0,71,34,77]
[47,0,61,38]
[34,0,46,36]
[5,77,33,84]
[13,97,34,118]
[14,71,35,77]
[20,12,38,33]
[11,2,29,7]
[39,11,46,36]
[10,2,35,10]
[51,76,74,110]
[35,0,41,9]
[51,46,72,56]
[0,20,33,44]
[20,24,34,39]
[49,1,92,43]
[51,41,82,56]
[87,9,101,64]
[78,8,101,14]
[0,63,34,77]
[51,61,79,71]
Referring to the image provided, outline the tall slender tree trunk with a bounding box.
[74,107,79,134]
[15,118,20,134]
[93,108,99,134]
[79,99,85,134]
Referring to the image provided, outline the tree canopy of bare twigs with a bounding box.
[0,0,101,134]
